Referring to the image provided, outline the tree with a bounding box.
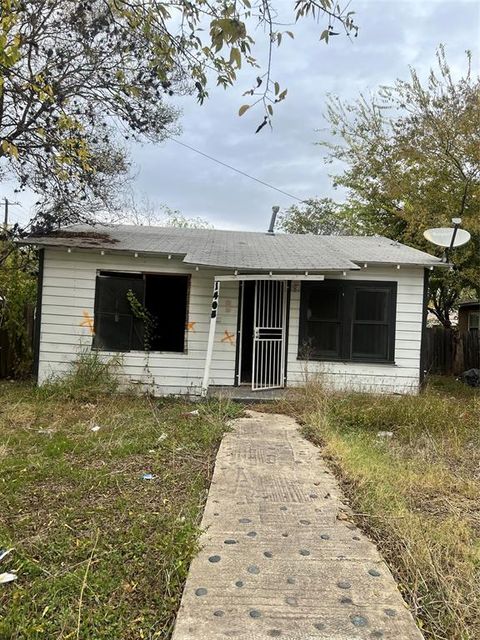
[320,47,480,327]
[28,143,131,233]
[162,211,213,229]
[278,197,363,235]
[0,0,180,232]
[118,193,213,228]
[0,240,37,375]
[0,0,357,232]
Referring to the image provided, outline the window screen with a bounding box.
[302,285,342,358]
[299,280,396,363]
[352,324,389,360]
[352,288,391,360]
[93,272,189,353]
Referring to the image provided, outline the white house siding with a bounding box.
[38,250,425,396]
[286,267,425,394]
[38,248,240,394]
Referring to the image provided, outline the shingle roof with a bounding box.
[24,224,443,271]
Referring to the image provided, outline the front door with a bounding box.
[251,280,287,390]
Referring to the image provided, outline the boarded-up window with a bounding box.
[299,280,397,363]
[93,272,189,352]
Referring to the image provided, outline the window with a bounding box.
[352,288,391,360]
[299,280,397,363]
[468,311,479,331]
[93,271,189,352]
[303,285,342,358]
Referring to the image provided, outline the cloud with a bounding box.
[126,0,479,231]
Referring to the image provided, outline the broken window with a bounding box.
[93,271,189,352]
[299,280,397,363]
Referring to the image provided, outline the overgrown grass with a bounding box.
[265,376,480,640]
[38,350,121,400]
[0,368,241,639]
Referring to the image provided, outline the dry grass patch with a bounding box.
[263,377,480,640]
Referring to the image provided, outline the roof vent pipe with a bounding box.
[268,206,280,234]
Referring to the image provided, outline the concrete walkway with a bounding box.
[172,411,423,640]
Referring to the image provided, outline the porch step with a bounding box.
[208,386,289,402]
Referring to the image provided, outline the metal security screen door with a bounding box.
[252,280,287,390]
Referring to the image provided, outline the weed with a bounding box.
[38,350,120,401]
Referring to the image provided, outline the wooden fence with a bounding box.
[425,327,480,376]
[0,305,35,378]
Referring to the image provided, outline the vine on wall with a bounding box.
[126,289,157,352]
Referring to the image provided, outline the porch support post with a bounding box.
[201,279,220,397]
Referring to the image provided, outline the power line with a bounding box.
[166,136,305,204]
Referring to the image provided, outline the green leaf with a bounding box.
[230,47,241,69]
[274,82,280,95]
[267,104,273,116]
[238,104,250,116]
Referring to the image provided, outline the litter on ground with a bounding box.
[0,549,13,562]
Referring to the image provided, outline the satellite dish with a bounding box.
[423,227,471,248]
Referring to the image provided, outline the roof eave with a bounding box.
[357,260,447,269]
[19,239,188,261]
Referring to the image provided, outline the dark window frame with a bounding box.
[298,279,397,364]
[92,270,191,354]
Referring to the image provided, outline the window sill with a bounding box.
[92,347,188,356]
[296,355,397,366]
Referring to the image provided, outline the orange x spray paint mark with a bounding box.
[186,321,196,332]
[80,310,95,335]
[221,330,235,345]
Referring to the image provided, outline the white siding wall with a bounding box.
[38,250,425,395]
[286,267,425,394]
[38,248,239,394]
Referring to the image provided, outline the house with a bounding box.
[23,224,444,396]
[457,300,479,332]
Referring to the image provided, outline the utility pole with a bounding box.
[4,198,8,230]
[2,197,21,234]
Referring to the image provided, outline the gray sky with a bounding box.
[5,0,480,230]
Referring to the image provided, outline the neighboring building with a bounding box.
[458,300,480,332]
[23,225,444,396]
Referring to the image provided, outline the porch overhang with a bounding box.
[214,273,326,282]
